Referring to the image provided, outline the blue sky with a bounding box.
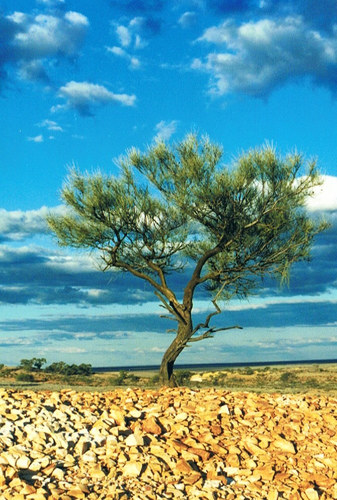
[1,0,337,368]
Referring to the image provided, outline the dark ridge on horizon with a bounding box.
[93,358,337,373]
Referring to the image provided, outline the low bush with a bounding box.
[109,371,140,386]
[175,370,193,385]
[16,373,35,382]
[279,371,298,384]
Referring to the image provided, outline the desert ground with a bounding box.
[0,365,336,498]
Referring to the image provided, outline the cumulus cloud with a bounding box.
[106,46,141,69]
[0,9,88,90]
[0,206,64,241]
[57,81,136,115]
[153,120,178,142]
[0,241,157,306]
[116,25,133,48]
[109,15,162,71]
[306,175,337,212]
[193,16,337,98]
[18,60,50,83]
[112,15,161,53]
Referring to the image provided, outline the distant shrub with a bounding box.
[0,368,15,378]
[279,371,298,384]
[175,370,193,385]
[148,374,160,385]
[109,370,140,386]
[45,362,92,376]
[209,373,228,386]
[243,367,254,375]
[16,373,35,382]
[305,377,319,388]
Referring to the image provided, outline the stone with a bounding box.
[16,455,31,469]
[122,461,143,477]
[273,438,296,454]
[142,416,163,435]
[175,458,197,475]
[124,433,144,447]
[304,488,319,500]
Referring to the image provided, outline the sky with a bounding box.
[1,0,337,368]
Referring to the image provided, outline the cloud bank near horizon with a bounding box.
[0,175,336,311]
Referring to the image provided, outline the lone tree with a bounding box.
[47,134,327,386]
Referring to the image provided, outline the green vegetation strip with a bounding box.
[0,360,336,396]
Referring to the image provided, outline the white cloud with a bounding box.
[0,205,65,240]
[194,16,337,97]
[18,60,49,83]
[53,347,87,354]
[306,175,337,212]
[11,12,89,59]
[114,17,149,51]
[27,134,44,143]
[106,46,141,69]
[1,10,88,88]
[58,81,136,115]
[178,11,197,28]
[46,254,99,274]
[154,120,178,142]
[38,119,63,132]
[116,25,132,47]
[64,11,88,27]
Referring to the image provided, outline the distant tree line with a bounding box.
[18,358,92,376]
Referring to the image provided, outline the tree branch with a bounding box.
[188,324,243,343]
[154,291,186,324]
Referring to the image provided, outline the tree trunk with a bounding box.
[159,322,191,387]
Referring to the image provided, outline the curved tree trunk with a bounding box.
[159,322,191,387]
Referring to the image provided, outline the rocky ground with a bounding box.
[0,387,336,499]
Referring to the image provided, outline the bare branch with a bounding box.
[189,325,243,343]
[191,298,222,335]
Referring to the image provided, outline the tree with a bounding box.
[19,358,47,372]
[47,134,327,386]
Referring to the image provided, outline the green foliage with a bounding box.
[279,371,298,384]
[19,358,47,372]
[109,370,140,386]
[47,134,326,299]
[148,374,160,385]
[16,373,35,383]
[46,134,328,384]
[45,362,92,376]
[174,369,193,385]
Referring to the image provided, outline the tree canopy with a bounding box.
[47,134,327,385]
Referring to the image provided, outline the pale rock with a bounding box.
[122,461,143,477]
[304,488,319,500]
[81,450,97,463]
[175,412,188,422]
[16,455,31,469]
[125,433,144,447]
